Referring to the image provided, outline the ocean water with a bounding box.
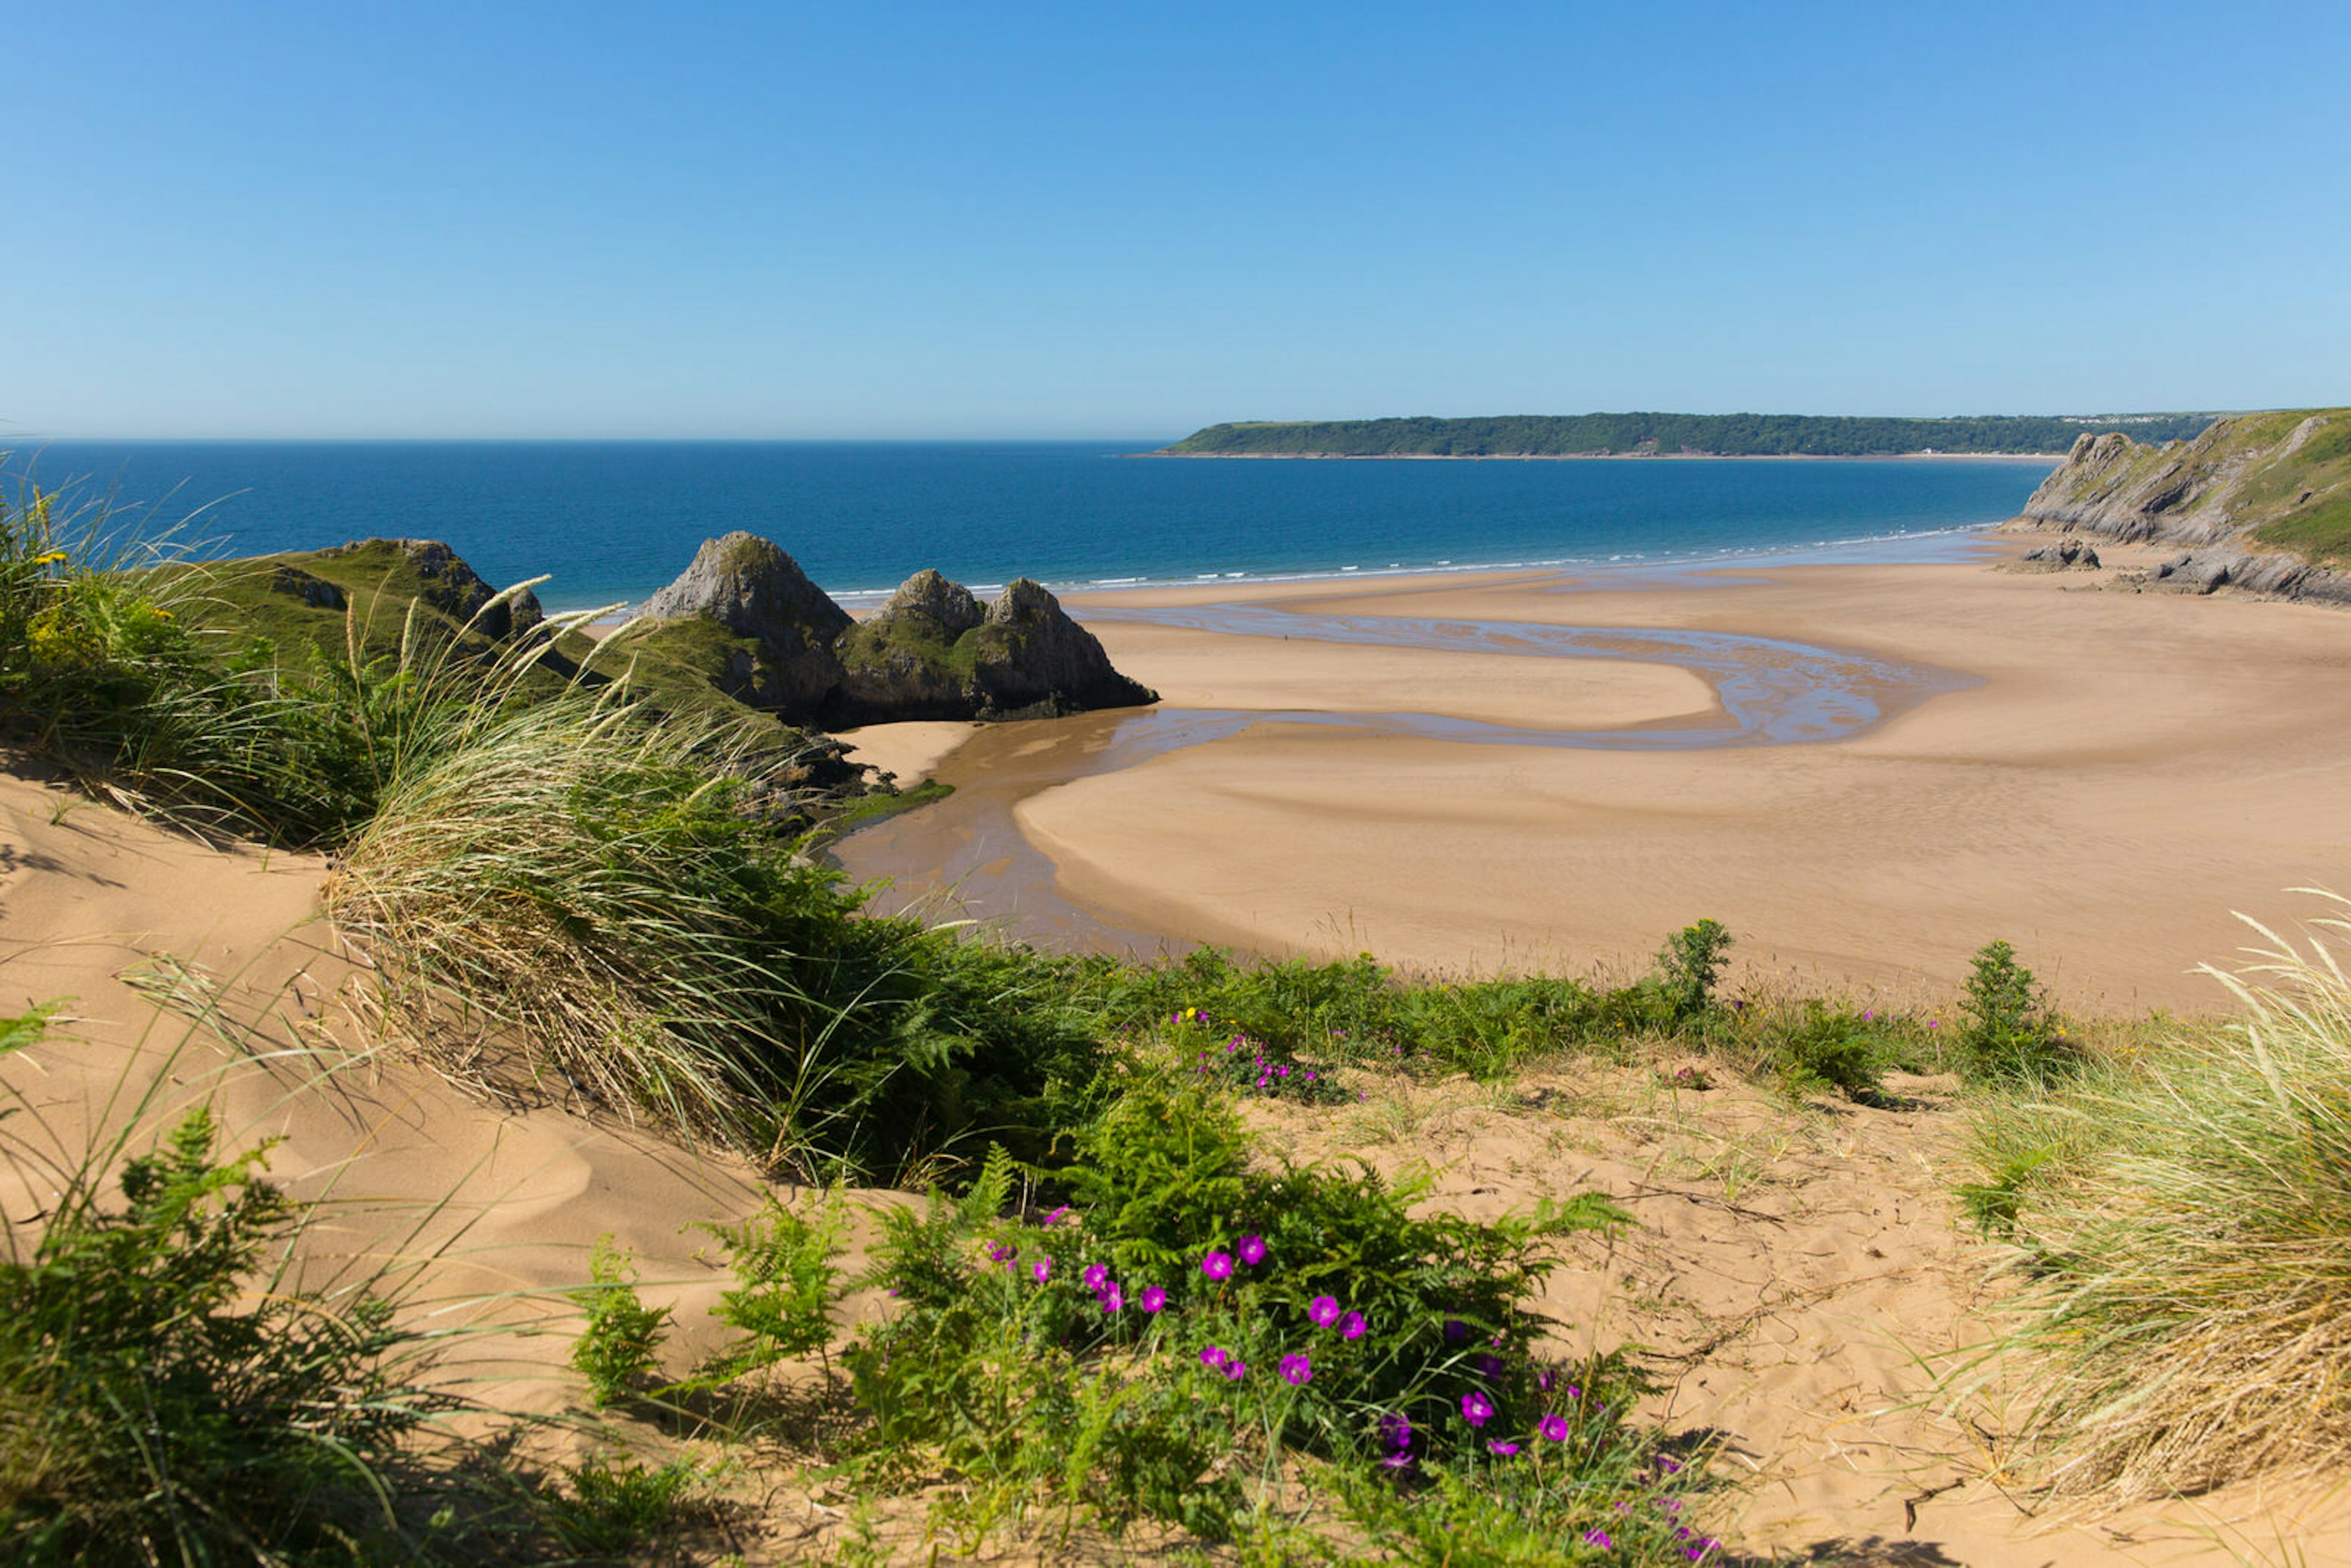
[6,440,2046,614]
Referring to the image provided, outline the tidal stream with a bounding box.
[831,600,1975,954]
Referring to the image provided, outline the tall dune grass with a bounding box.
[1965,893,2351,1500]
[0,463,631,845]
[324,673,1102,1177]
[324,688,825,1147]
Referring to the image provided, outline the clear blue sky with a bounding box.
[13,0,2349,438]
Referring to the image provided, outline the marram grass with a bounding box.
[1968,891,2351,1501]
[324,687,817,1149]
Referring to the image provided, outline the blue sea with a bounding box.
[6,441,2047,614]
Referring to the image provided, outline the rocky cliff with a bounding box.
[632,538,1157,726]
[313,538,546,638]
[637,532,852,713]
[2011,408,2351,605]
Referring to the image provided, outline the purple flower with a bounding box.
[1279,1354,1313,1386]
[1201,1250,1234,1281]
[1584,1529,1613,1549]
[1487,1440,1520,1456]
[1538,1368,1556,1392]
[1103,1285,1123,1313]
[1224,1358,1247,1381]
[1139,1285,1167,1313]
[1460,1391,1496,1428]
[1237,1234,1267,1266]
[1340,1311,1367,1341]
[1539,1414,1570,1442]
[1200,1345,1228,1370]
[1043,1205,1071,1227]
[1308,1295,1342,1327]
[1379,1451,1414,1469]
[1564,1384,1582,1400]
[988,1242,1016,1263]
[1475,1352,1504,1381]
[1655,1455,1683,1475]
[1082,1263,1110,1292]
[1031,1258,1052,1285]
[1443,1318,1470,1345]
[1379,1412,1412,1451]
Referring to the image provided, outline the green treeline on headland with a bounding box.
[1162,411,2221,458]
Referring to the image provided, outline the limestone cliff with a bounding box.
[2011,409,2351,605]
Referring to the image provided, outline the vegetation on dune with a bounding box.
[1958,897,2351,1502]
[0,1012,703,1565]
[835,1101,1714,1561]
[1164,411,2219,459]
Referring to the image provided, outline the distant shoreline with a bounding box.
[1134,450,2066,462]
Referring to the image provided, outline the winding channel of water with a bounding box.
[831,601,1977,954]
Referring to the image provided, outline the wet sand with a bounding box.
[838,538,2351,1012]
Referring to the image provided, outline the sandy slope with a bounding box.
[1251,1060,2350,1567]
[0,763,875,1416]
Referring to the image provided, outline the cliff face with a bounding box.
[2013,409,2351,605]
[634,541,1157,727]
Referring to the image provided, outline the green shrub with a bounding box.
[843,1078,1677,1551]
[1959,940,2074,1082]
[571,1236,671,1406]
[1761,1001,1887,1101]
[1655,918,1733,1027]
[547,1454,706,1555]
[696,1191,849,1382]
[1065,923,1739,1091]
[0,1105,435,1562]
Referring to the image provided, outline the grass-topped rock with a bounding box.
[635,530,851,713]
[631,533,1157,726]
[836,571,1157,722]
[2012,407,2351,602]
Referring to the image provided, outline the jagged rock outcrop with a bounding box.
[2012,537,2101,572]
[636,538,1157,726]
[266,563,347,609]
[830,569,988,718]
[313,537,545,637]
[970,578,1158,715]
[637,532,852,711]
[2008,410,2351,606]
[831,572,1157,722]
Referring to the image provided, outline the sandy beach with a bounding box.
[838,536,2351,1015]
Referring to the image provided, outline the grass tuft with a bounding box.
[1959,893,2351,1500]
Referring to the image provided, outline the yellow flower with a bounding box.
[31,550,69,565]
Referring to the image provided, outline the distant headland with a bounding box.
[1155,411,2222,459]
